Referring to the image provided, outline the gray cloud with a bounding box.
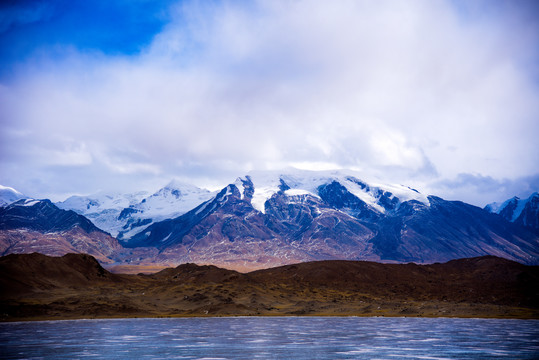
[1,0,538,204]
[430,173,539,206]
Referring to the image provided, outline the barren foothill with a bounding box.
[1,253,537,321]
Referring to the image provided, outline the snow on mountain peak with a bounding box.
[511,198,528,222]
[486,192,539,225]
[55,180,215,239]
[236,169,429,214]
[116,181,215,240]
[0,185,28,206]
[233,178,248,200]
[0,185,23,195]
[57,191,148,213]
[163,179,205,193]
[20,199,41,207]
[137,181,213,214]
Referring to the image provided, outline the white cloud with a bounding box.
[1,0,538,205]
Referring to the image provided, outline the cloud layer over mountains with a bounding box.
[1,0,538,205]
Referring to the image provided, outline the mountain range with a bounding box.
[1,170,538,271]
[0,199,121,264]
[56,180,214,241]
[485,192,539,232]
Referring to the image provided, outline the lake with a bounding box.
[0,317,538,359]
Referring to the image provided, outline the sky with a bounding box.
[1,0,538,206]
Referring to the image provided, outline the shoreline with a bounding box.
[3,305,538,323]
[3,314,539,323]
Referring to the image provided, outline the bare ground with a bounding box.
[1,253,537,321]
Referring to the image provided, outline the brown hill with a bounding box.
[249,256,538,308]
[1,253,537,321]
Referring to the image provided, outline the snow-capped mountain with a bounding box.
[0,185,27,207]
[57,190,149,237]
[234,169,429,215]
[486,192,539,231]
[3,170,538,271]
[116,180,214,241]
[57,180,215,240]
[124,170,539,270]
[127,169,429,247]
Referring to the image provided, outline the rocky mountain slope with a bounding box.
[1,253,537,320]
[0,199,121,263]
[486,192,539,232]
[123,170,539,270]
[1,170,538,271]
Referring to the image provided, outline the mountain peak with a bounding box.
[1,199,101,234]
[2,172,539,271]
[163,179,203,191]
[485,192,539,231]
[0,185,28,207]
[9,198,52,209]
[231,169,429,214]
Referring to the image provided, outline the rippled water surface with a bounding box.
[1,317,538,359]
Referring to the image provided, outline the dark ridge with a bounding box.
[0,199,103,234]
